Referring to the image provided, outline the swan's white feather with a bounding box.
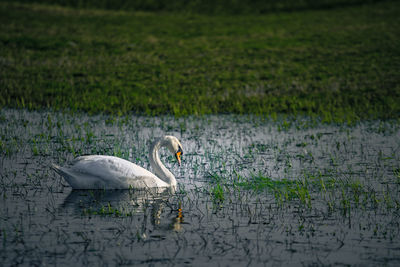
[54,155,169,189]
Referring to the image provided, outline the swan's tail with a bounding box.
[52,163,63,176]
[52,163,75,187]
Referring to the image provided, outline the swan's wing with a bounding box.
[72,155,154,178]
[59,155,168,189]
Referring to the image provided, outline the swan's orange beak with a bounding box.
[175,151,182,166]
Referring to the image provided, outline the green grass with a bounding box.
[83,202,134,217]
[1,1,399,122]
[212,171,400,214]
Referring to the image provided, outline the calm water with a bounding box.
[1,109,399,266]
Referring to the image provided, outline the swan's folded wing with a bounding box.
[72,155,152,177]
[64,155,165,189]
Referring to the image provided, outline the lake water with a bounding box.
[1,109,399,266]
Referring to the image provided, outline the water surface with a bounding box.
[1,109,399,266]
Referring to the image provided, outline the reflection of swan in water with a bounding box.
[61,187,174,212]
[170,201,184,231]
[53,136,183,189]
[61,188,184,232]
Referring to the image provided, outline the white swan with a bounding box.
[52,136,183,190]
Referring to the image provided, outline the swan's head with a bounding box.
[163,136,183,166]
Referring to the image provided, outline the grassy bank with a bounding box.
[0,1,399,121]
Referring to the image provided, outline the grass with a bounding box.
[210,171,400,215]
[83,202,134,217]
[1,1,399,122]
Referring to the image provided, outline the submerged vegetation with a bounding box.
[1,1,399,122]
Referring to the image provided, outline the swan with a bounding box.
[52,135,183,190]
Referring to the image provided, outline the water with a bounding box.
[1,109,399,266]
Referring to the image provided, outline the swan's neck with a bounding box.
[149,138,177,186]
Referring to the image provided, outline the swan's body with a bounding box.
[53,136,183,190]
